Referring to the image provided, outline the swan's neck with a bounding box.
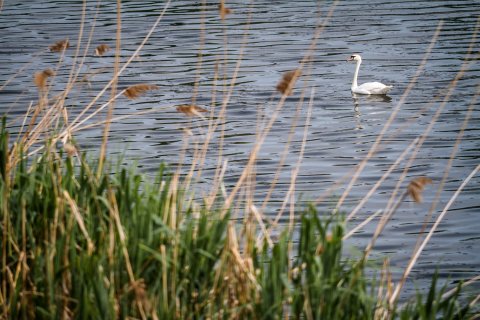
[352,59,361,89]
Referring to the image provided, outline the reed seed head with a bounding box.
[315,244,324,255]
[63,143,77,157]
[407,177,433,203]
[49,39,70,52]
[123,84,159,99]
[176,104,208,116]
[33,68,55,90]
[95,44,111,56]
[219,2,232,20]
[276,69,301,96]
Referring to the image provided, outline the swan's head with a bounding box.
[347,54,362,62]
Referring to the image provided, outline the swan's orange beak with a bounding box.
[347,56,353,62]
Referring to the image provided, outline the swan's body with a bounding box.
[347,54,392,95]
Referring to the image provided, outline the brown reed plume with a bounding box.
[49,39,70,52]
[407,177,433,203]
[276,69,301,96]
[219,1,232,20]
[123,84,159,99]
[95,44,111,56]
[33,68,55,91]
[63,142,78,157]
[176,104,208,116]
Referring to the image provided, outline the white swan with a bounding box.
[347,54,392,95]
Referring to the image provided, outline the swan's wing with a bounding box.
[358,82,392,94]
[352,87,371,95]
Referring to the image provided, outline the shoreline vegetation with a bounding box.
[0,122,475,319]
[0,1,479,318]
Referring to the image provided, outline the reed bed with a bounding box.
[0,122,474,319]
[0,1,479,319]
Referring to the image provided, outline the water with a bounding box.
[1,0,479,299]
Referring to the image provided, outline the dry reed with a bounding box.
[49,38,70,52]
[389,164,480,307]
[407,177,433,203]
[219,1,232,21]
[176,104,208,116]
[222,1,339,216]
[276,69,301,96]
[95,44,111,56]
[33,68,55,91]
[123,84,159,99]
[57,0,171,146]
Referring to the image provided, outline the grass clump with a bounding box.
[0,122,474,319]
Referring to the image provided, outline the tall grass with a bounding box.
[0,121,475,319]
[0,1,479,319]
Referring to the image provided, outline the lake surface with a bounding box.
[1,0,479,299]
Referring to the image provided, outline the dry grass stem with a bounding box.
[251,205,273,248]
[60,0,171,140]
[371,22,480,304]
[63,191,94,255]
[1,51,47,92]
[374,259,393,320]
[63,0,101,101]
[67,90,125,134]
[441,274,480,301]
[72,105,170,132]
[222,1,338,215]
[197,1,257,199]
[407,177,433,203]
[108,189,148,319]
[343,209,382,240]
[95,44,111,56]
[383,50,478,222]
[79,67,108,85]
[97,0,122,179]
[262,89,314,238]
[260,89,306,213]
[123,84,159,99]
[189,0,207,108]
[390,77,480,305]
[49,39,70,52]
[313,96,437,209]
[347,137,420,221]
[389,164,480,306]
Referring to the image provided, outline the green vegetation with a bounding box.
[0,123,474,319]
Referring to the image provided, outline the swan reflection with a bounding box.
[352,93,392,110]
[352,93,392,130]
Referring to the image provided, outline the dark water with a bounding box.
[1,0,479,299]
